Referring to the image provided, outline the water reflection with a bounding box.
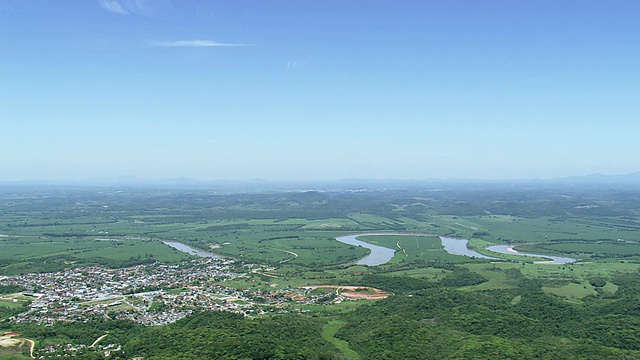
[163,241,223,259]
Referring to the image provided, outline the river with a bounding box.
[485,245,577,265]
[162,235,577,266]
[162,241,223,259]
[334,234,397,266]
[335,233,577,266]
[335,233,495,266]
[440,237,497,260]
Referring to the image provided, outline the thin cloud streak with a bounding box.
[99,0,159,16]
[155,40,251,48]
[287,55,313,70]
[100,0,129,14]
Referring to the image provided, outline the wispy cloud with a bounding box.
[287,55,313,70]
[100,0,129,15]
[155,40,251,48]
[100,0,157,16]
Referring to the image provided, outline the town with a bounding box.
[0,258,350,327]
[0,258,352,358]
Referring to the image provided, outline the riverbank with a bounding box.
[485,245,577,265]
[335,233,577,266]
[335,233,494,266]
[162,241,223,259]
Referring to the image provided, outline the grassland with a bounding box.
[0,235,191,275]
[3,185,640,359]
[321,320,360,360]
[2,205,640,280]
[357,235,472,263]
[2,185,640,295]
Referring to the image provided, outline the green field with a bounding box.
[321,320,360,360]
[0,235,191,275]
[357,235,476,264]
[3,200,640,274]
[4,185,640,359]
[516,240,640,261]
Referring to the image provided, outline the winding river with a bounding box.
[335,233,577,266]
[162,234,577,266]
[440,237,497,260]
[485,245,577,265]
[162,241,223,259]
[335,233,495,266]
[334,234,397,266]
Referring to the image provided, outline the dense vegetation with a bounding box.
[125,312,339,359]
[339,269,640,359]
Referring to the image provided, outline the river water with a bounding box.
[335,233,495,266]
[162,241,223,259]
[485,245,577,265]
[162,235,577,266]
[440,237,497,260]
[334,234,397,266]
[335,233,577,266]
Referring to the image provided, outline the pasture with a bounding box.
[0,235,191,274]
[357,235,477,264]
[2,186,640,292]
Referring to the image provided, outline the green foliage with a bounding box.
[336,274,640,358]
[0,297,29,321]
[4,185,640,358]
[0,285,25,295]
[124,312,341,359]
[12,319,145,347]
[359,266,486,294]
[0,354,32,360]
[589,277,607,288]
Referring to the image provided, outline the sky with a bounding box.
[1,0,639,182]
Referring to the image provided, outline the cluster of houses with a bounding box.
[0,258,343,327]
[0,257,383,358]
[38,342,122,359]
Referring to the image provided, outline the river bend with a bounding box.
[335,233,577,266]
[335,233,494,266]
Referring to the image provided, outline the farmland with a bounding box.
[2,182,640,358]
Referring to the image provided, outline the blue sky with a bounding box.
[1,1,639,181]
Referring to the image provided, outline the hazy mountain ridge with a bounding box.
[1,172,638,192]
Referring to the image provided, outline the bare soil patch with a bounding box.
[302,285,391,300]
[1,332,36,357]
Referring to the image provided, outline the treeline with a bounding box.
[358,268,486,294]
[123,312,340,359]
[11,318,145,347]
[0,284,25,294]
[11,312,342,359]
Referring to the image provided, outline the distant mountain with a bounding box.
[2,172,639,192]
[554,172,640,185]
